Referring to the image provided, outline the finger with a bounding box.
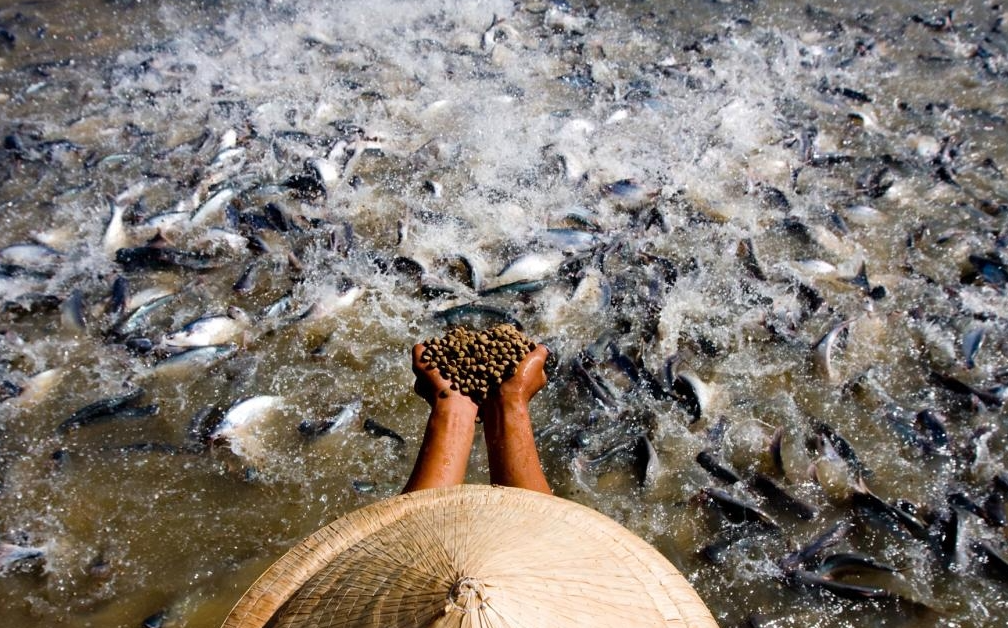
[516,344,549,376]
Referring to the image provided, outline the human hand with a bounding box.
[484,344,549,408]
[411,344,479,413]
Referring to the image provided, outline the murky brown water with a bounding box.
[2,1,1007,626]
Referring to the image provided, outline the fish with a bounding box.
[816,552,902,578]
[0,243,62,274]
[487,251,565,289]
[60,289,87,333]
[929,371,1005,408]
[111,291,176,338]
[812,318,855,381]
[736,238,767,281]
[0,542,46,573]
[851,479,929,540]
[749,473,819,520]
[667,369,712,423]
[233,262,260,294]
[298,399,362,438]
[57,388,150,433]
[362,418,405,445]
[770,426,813,485]
[162,307,250,350]
[478,278,553,297]
[185,405,223,452]
[779,520,854,573]
[433,303,522,329]
[811,435,853,502]
[152,344,238,375]
[972,540,1008,580]
[914,409,950,453]
[189,188,235,225]
[700,487,779,529]
[7,368,64,408]
[967,253,1007,287]
[106,275,130,315]
[962,327,985,369]
[209,396,285,459]
[813,423,872,478]
[790,569,893,600]
[141,609,168,628]
[695,450,742,484]
[115,246,219,272]
[102,197,127,255]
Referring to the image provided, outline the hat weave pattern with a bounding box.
[223,485,718,628]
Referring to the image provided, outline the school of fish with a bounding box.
[1,1,1007,626]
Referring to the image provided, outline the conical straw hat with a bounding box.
[222,485,718,628]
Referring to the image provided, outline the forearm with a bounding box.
[402,399,477,493]
[483,397,551,494]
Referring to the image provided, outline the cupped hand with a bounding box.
[411,344,478,412]
[488,344,550,406]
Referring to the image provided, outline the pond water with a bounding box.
[1,1,1007,626]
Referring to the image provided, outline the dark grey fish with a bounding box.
[263,202,296,232]
[933,508,964,569]
[541,228,599,252]
[813,423,871,478]
[973,540,1008,580]
[667,367,709,423]
[363,418,404,445]
[283,170,326,200]
[571,358,620,409]
[736,238,767,281]
[695,450,741,484]
[968,253,1007,287]
[478,278,552,297]
[882,409,927,451]
[779,520,854,573]
[852,479,929,540]
[233,262,259,294]
[60,289,86,333]
[57,388,149,433]
[115,246,219,272]
[948,492,989,521]
[299,399,362,439]
[817,552,901,578]
[351,479,376,494]
[141,609,168,628]
[915,409,949,453]
[112,293,175,338]
[699,526,753,564]
[791,569,892,600]
[982,491,1007,528]
[0,542,46,573]
[185,405,223,452]
[929,371,1005,407]
[124,337,154,354]
[107,276,129,315]
[962,327,985,369]
[1,380,23,401]
[434,303,522,329]
[106,442,180,455]
[749,473,819,520]
[700,487,779,529]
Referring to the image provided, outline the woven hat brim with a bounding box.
[222,485,718,628]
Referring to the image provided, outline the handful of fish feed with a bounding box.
[420,324,536,403]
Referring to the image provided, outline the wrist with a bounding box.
[431,394,478,419]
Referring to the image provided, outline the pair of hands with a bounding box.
[411,343,549,417]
